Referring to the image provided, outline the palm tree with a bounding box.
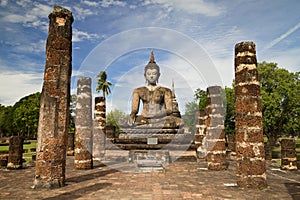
[96,71,112,98]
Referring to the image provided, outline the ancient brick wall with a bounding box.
[281,139,298,170]
[206,86,227,170]
[74,77,93,169]
[93,97,106,161]
[34,5,73,189]
[235,41,267,187]
[7,136,23,169]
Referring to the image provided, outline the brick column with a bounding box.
[227,134,236,152]
[74,77,93,169]
[206,86,227,170]
[93,97,106,161]
[7,136,23,169]
[67,132,74,156]
[34,5,73,189]
[281,139,297,170]
[195,110,207,158]
[235,41,267,188]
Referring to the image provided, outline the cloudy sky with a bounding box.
[0,0,300,113]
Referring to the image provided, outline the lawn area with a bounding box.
[0,141,36,163]
[0,141,36,153]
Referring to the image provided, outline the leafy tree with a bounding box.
[12,92,40,139]
[69,94,76,133]
[96,71,112,98]
[106,109,127,135]
[223,87,235,135]
[194,88,206,110]
[182,101,198,133]
[258,62,300,150]
[0,105,14,137]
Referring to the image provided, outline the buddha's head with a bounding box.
[144,51,160,85]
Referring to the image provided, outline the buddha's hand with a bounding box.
[129,114,136,126]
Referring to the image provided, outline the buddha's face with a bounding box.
[145,68,160,85]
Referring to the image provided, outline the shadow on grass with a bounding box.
[285,183,300,200]
[42,182,112,200]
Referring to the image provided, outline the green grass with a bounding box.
[0,141,36,152]
[0,141,37,164]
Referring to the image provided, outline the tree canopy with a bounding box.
[0,92,76,139]
[96,71,112,98]
[258,62,300,145]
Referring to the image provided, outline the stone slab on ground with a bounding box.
[0,157,299,199]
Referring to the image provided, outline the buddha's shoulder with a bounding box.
[157,86,172,92]
[133,86,147,93]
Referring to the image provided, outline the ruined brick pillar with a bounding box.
[74,77,93,169]
[93,97,106,161]
[235,41,267,188]
[7,136,23,169]
[206,86,227,170]
[67,132,74,156]
[34,6,73,189]
[281,139,298,170]
[227,134,236,152]
[195,110,207,158]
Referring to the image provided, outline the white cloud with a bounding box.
[149,0,224,16]
[2,2,51,31]
[261,47,300,72]
[263,21,300,51]
[0,0,7,6]
[15,39,46,54]
[73,6,94,20]
[81,0,99,7]
[16,0,31,7]
[72,28,102,42]
[0,70,43,106]
[100,0,127,8]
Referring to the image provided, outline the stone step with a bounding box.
[103,149,198,163]
[106,143,197,150]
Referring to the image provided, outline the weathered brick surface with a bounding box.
[206,86,227,170]
[227,134,235,152]
[74,77,93,169]
[0,154,8,168]
[7,136,23,169]
[34,5,73,189]
[93,97,106,161]
[281,139,297,170]
[195,110,206,152]
[281,139,296,149]
[234,41,267,188]
[67,132,74,156]
[235,96,262,113]
[235,129,264,143]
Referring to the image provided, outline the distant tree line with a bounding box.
[0,93,76,139]
[0,92,41,139]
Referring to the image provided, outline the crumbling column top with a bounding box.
[49,5,73,23]
[235,41,256,53]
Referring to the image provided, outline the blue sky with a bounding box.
[0,0,300,113]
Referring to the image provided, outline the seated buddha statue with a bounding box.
[128,51,183,129]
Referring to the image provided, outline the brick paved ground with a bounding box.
[0,156,299,200]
